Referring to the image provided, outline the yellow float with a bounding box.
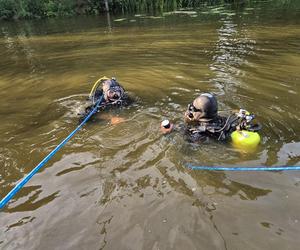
[231,130,261,150]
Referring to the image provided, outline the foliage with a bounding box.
[45,0,75,17]
[0,0,298,20]
[0,0,19,19]
[0,0,72,19]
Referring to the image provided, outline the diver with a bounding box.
[78,76,131,124]
[88,76,130,110]
[161,93,261,149]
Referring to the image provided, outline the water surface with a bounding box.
[0,3,300,250]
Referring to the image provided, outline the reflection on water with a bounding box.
[210,15,256,97]
[0,3,300,250]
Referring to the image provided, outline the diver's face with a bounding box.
[107,89,121,101]
[102,80,112,93]
[184,102,203,124]
[103,80,122,102]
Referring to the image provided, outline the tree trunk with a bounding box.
[104,0,109,12]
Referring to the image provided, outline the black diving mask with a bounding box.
[106,87,122,102]
[187,103,203,118]
[188,103,202,112]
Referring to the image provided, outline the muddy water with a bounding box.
[0,3,300,250]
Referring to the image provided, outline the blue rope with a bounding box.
[0,96,103,209]
[187,164,300,171]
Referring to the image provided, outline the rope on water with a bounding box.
[0,95,103,210]
[187,164,300,171]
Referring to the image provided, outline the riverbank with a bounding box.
[0,0,298,21]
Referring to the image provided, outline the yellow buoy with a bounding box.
[231,130,261,150]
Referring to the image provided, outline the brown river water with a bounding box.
[0,3,300,250]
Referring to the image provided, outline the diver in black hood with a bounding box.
[161,93,261,144]
[184,93,261,143]
[89,77,129,108]
[77,77,132,125]
[78,77,131,124]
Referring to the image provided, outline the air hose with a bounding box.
[89,76,109,105]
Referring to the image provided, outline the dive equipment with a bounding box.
[231,130,261,149]
[161,119,171,129]
[230,109,261,149]
[89,76,109,105]
[160,119,174,134]
[89,76,126,107]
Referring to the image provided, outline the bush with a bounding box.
[0,0,18,20]
[25,0,46,18]
[45,0,76,17]
[1,0,297,20]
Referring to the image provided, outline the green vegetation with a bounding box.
[0,0,298,20]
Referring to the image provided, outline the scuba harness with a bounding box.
[216,109,261,141]
[184,93,261,148]
[187,109,261,145]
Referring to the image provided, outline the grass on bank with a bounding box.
[0,0,298,20]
